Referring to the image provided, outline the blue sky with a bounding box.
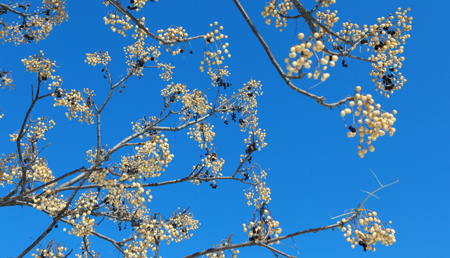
[1,0,449,257]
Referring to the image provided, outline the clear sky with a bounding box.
[1,0,449,257]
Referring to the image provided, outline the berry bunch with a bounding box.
[341,86,397,158]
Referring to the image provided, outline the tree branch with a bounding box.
[17,176,88,258]
[183,212,357,258]
[107,0,204,45]
[232,0,353,109]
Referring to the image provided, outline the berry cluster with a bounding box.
[0,70,14,89]
[85,51,111,66]
[0,0,68,45]
[316,9,339,28]
[188,122,215,148]
[243,169,270,207]
[123,41,161,77]
[65,192,99,237]
[208,69,231,88]
[133,208,199,254]
[161,82,189,104]
[103,13,133,37]
[53,88,95,125]
[284,32,336,81]
[30,157,55,184]
[367,8,412,97]
[3,117,55,186]
[22,51,57,80]
[199,22,230,72]
[221,79,263,133]
[340,208,396,252]
[341,86,397,158]
[31,242,68,258]
[157,62,175,81]
[180,89,212,122]
[242,204,282,243]
[119,133,173,179]
[157,26,188,42]
[321,7,412,97]
[260,0,294,31]
[31,185,66,215]
[156,26,190,55]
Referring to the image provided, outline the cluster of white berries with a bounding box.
[160,82,188,100]
[261,0,293,31]
[103,13,133,37]
[26,118,55,142]
[119,133,174,179]
[199,22,230,72]
[188,122,215,149]
[29,158,55,183]
[16,119,56,183]
[85,146,107,165]
[2,118,54,186]
[32,188,66,216]
[157,62,175,81]
[180,90,212,122]
[22,51,56,79]
[208,68,231,87]
[66,193,99,237]
[316,7,412,97]
[0,0,68,45]
[367,8,412,97]
[341,210,395,252]
[243,207,281,243]
[85,51,111,66]
[133,208,199,253]
[32,245,68,258]
[21,51,63,91]
[341,86,396,158]
[1,72,14,89]
[157,26,188,42]
[220,79,263,132]
[244,170,270,207]
[53,88,95,124]
[284,32,334,81]
[316,9,339,28]
[124,41,161,77]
